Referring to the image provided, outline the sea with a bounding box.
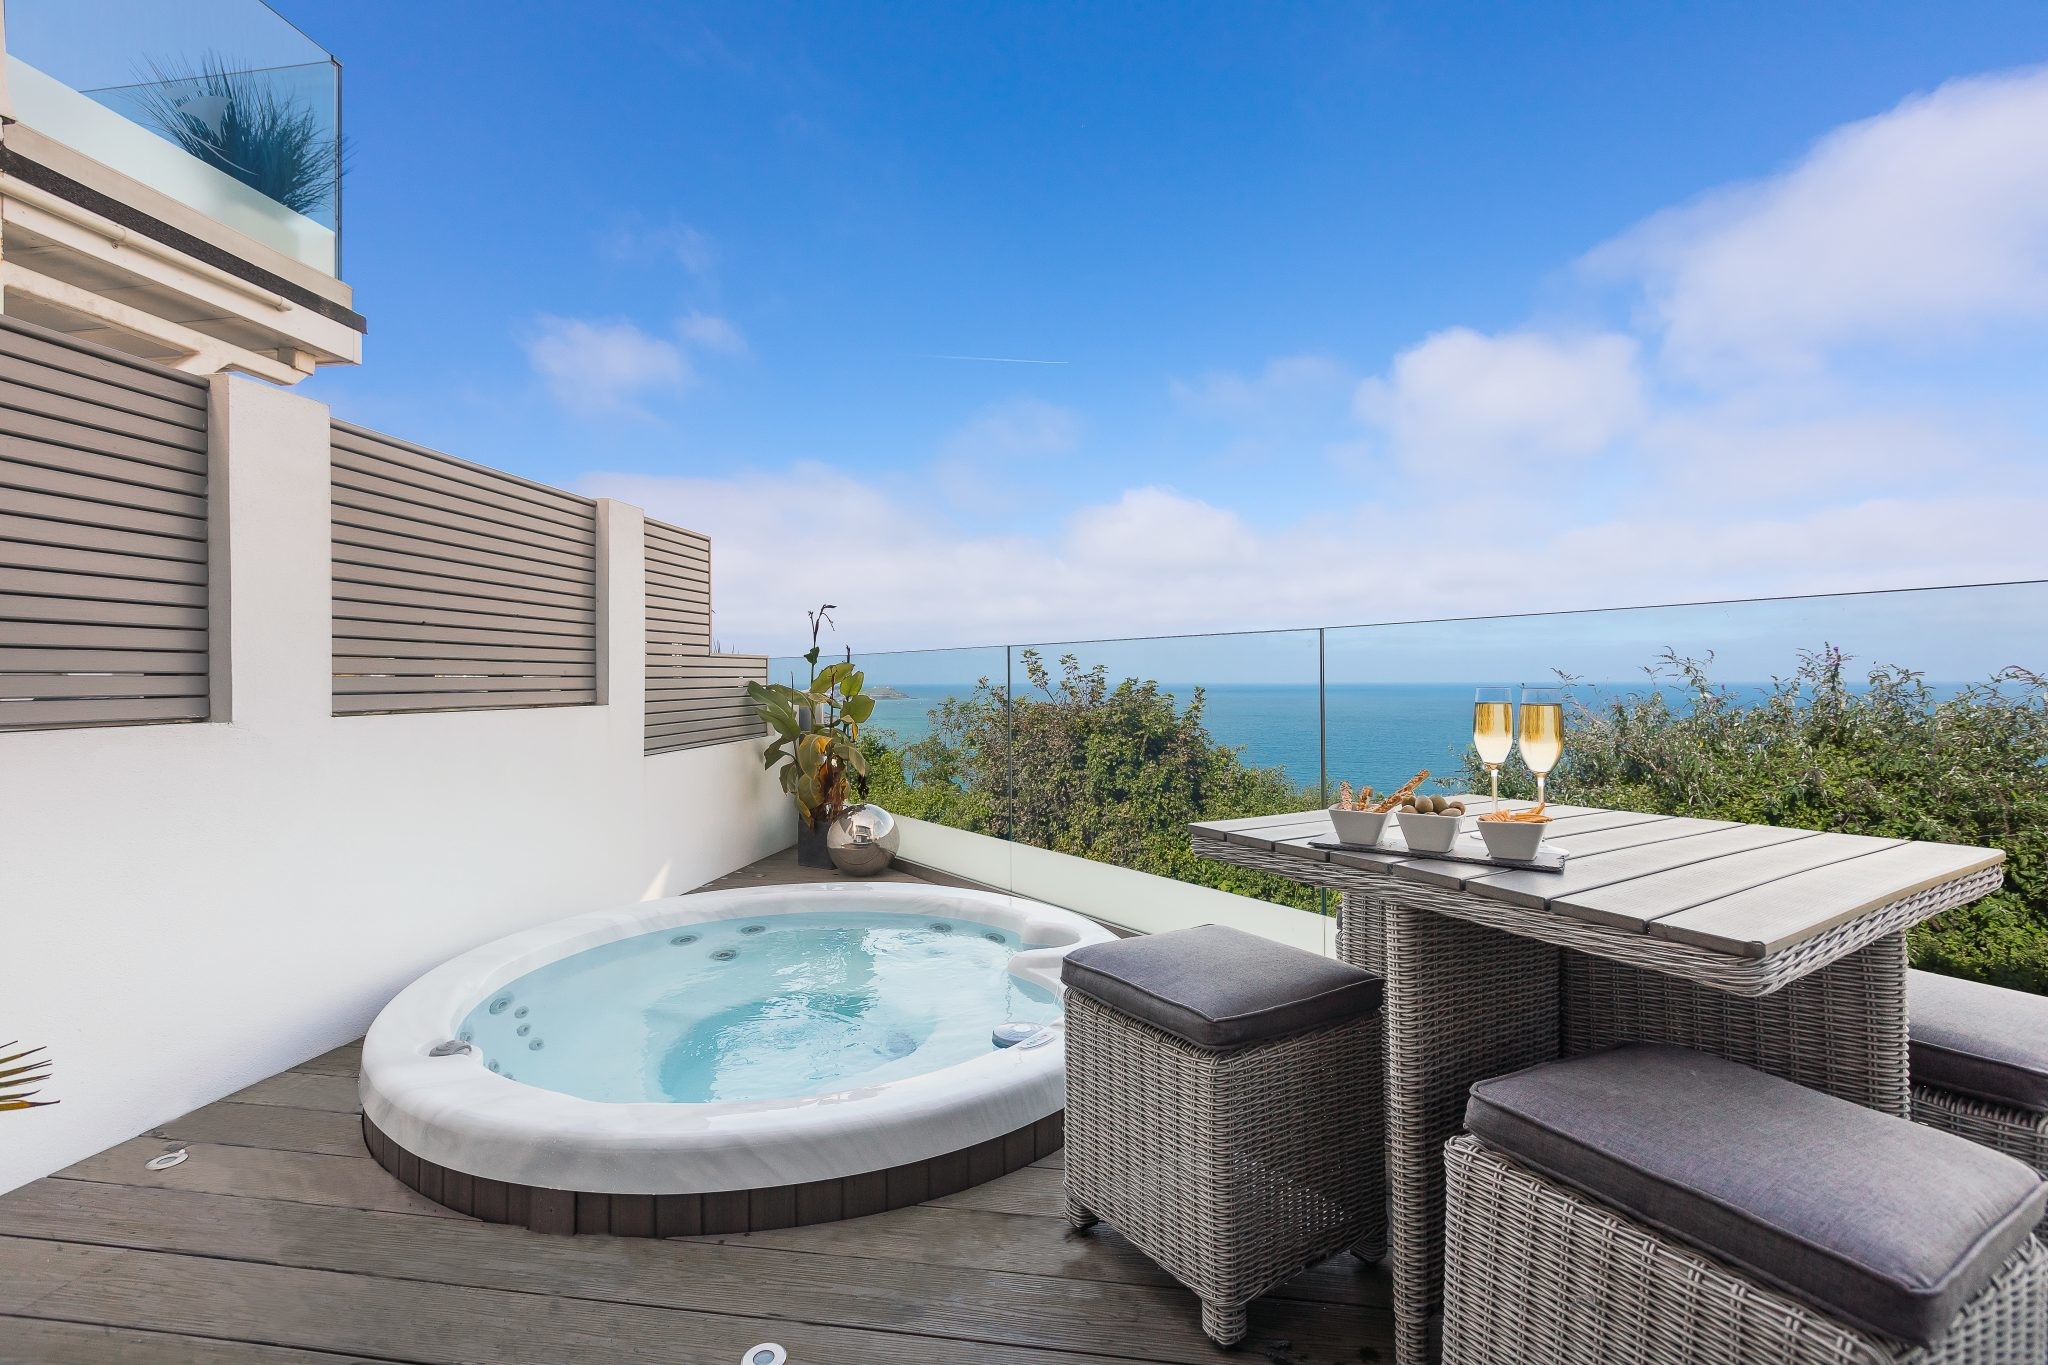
[863,679,1977,792]
[864,682,1622,792]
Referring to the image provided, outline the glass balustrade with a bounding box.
[765,581,2048,975]
[5,0,343,273]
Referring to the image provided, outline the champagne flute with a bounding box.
[1517,685,1565,810]
[1472,687,1513,808]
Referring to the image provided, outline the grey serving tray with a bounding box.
[1307,830,1570,874]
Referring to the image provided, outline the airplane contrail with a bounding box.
[922,354,1069,365]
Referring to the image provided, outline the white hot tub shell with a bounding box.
[360,881,1115,1200]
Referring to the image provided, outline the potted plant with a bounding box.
[133,54,343,216]
[746,607,875,867]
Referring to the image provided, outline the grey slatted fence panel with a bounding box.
[0,317,211,732]
[644,517,765,754]
[332,421,599,714]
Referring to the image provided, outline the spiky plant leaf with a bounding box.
[0,1043,54,1112]
[132,54,342,216]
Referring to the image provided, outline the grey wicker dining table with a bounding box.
[1189,800,2006,1365]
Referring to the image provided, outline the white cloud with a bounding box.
[1169,354,1349,417]
[524,317,692,413]
[1541,494,2048,602]
[678,311,749,355]
[600,220,719,279]
[943,398,1082,460]
[582,463,2048,653]
[524,311,749,413]
[1168,355,1361,469]
[571,63,2048,653]
[1355,328,1644,468]
[1639,407,1988,503]
[1587,65,2048,374]
[1065,487,1260,572]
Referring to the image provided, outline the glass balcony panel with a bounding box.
[5,0,341,272]
[998,630,1331,952]
[1324,583,2048,811]
[764,583,2045,962]
[768,645,1015,891]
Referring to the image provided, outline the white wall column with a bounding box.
[208,374,332,728]
[592,497,644,721]
[0,390,782,1195]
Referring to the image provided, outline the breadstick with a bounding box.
[1370,770,1430,813]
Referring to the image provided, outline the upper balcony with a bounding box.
[0,0,361,382]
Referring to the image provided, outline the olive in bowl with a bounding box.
[1395,795,1466,853]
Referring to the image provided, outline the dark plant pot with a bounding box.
[795,817,834,868]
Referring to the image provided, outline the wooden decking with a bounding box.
[0,852,1393,1363]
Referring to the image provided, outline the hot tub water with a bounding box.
[459,911,1058,1104]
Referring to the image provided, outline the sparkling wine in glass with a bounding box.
[1472,687,1513,807]
[1517,685,1565,810]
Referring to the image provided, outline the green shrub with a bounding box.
[1462,648,2048,992]
[864,642,2048,991]
[863,650,1321,911]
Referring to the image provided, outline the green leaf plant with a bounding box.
[747,605,876,829]
[0,1042,55,1113]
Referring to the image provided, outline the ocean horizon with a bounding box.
[863,679,1974,792]
[866,681,1645,791]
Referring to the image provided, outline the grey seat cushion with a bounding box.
[1061,923,1382,1050]
[1910,967,2048,1115]
[1466,1044,2047,1347]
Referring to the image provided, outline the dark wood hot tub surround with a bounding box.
[362,1110,1065,1236]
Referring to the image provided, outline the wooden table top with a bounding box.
[1190,801,2002,961]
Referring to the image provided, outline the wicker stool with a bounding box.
[1910,968,2048,1226]
[1061,923,1385,1348]
[1444,1045,2048,1365]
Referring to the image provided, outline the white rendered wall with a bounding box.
[0,377,785,1194]
[894,817,1335,955]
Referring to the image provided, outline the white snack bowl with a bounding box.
[1395,809,1465,854]
[1328,807,1394,846]
[1476,818,1549,861]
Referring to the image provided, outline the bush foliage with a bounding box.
[863,650,1319,910]
[1462,647,2048,992]
[867,643,2048,993]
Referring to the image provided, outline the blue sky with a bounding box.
[274,2,2048,653]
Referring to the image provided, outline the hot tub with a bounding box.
[359,881,1115,1234]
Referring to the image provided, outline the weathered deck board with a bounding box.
[698,1202,1387,1308]
[0,1237,1145,1365]
[60,1138,463,1220]
[0,1179,1381,1363]
[151,1099,368,1158]
[293,1042,367,1077]
[0,1319,376,1364]
[0,850,1395,1363]
[225,1070,366,1114]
